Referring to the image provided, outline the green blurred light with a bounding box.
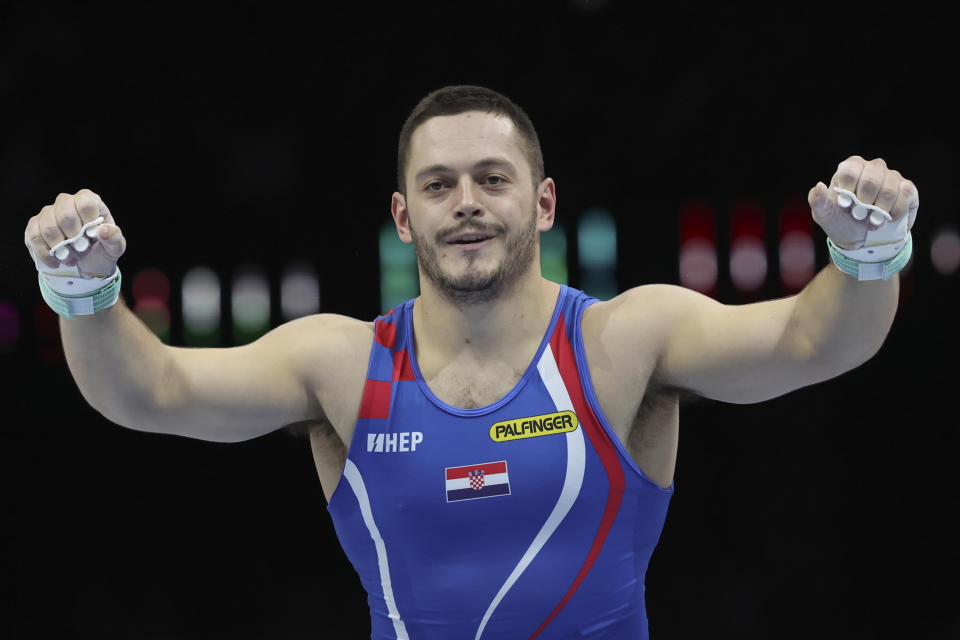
[182,266,221,347]
[134,299,171,344]
[132,268,171,343]
[578,209,617,300]
[380,222,418,311]
[281,261,320,320]
[579,209,617,267]
[232,265,270,345]
[541,224,568,284]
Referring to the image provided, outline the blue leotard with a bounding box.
[327,286,674,639]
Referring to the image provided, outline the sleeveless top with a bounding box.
[326,285,674,639]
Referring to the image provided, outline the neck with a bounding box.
[412,269,561,360]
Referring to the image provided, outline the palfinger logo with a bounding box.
[489,411,578,442]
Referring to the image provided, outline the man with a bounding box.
[24,85,918,639]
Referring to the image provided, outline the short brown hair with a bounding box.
[396,85,545,195]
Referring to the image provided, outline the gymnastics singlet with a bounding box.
[327,286,674,639]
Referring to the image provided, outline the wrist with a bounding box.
[38,267,123,319]
[41,264,119,295]
[827,233,912,281]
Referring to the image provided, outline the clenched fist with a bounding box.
[808,156,919,251]
[25,189,127,279]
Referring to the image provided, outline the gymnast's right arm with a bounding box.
[25,189,362,443]
[60,297,334,442]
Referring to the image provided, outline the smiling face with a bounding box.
[391,111,556,304]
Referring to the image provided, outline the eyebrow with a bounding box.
[413,157,518,183]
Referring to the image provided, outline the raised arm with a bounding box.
[599,156,917,404]
[25,189,372,442]
[62,299,369,442]
[638,267,897,403]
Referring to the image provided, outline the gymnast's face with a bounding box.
[391,111,555,303]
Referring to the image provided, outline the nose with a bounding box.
[454,176,482,218]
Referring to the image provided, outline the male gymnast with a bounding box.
[24,85,918,639]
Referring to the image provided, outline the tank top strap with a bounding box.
[356,300,416,422]
[555,286,600,347]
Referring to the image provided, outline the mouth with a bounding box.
[446,232,496,246]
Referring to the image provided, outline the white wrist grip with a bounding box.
[29,216,115,289]
[832,188,909,262]
[47,216,104,261]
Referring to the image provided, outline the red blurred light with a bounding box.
[779,197,813,235]
[679,201,716,243]
[730,199,764,240]
[778,197,815,294]
[730,199,767,297]
[0,300,19,352]
[132,268,170,306]
[134,298,171,339]
[678,201,718,296]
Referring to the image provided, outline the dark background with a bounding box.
[1,1,957,638]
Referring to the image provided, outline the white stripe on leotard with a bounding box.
[474,345,585,639]
[343,458,409,639]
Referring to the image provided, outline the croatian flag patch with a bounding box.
[445,460,511,502]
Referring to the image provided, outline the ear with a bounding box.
[535,178,557,232]
[390,192,414,244]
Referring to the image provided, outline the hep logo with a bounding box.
[367,431,423,453]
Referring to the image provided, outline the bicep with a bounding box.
[632,286,815,403]
[153,314,367,442]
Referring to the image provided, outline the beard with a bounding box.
[409,205,538,305]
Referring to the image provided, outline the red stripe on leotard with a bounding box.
[529,313,626,639]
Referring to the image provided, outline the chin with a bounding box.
[446,266,501,291]
[416,227,538,303]
[432,266,508,304]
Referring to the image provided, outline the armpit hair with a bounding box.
[282,415,334,441]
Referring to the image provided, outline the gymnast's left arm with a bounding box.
[627,155,918,404]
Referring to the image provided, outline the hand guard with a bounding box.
[29,216,122,317]
[832,188,910,262]
[828,187,912,281]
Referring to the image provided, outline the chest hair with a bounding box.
[424,366,528,410]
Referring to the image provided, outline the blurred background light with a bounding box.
[182,266,220,347]
[281,261,320,320]
[132,268,171,343]
[729,199,767,299]
[132,268,171,306]
[930,227,960,275]
[232,264,270,345]
[678,201,718,296]
[379,221,419,312]
[0,300,19,353]
[541,223,568,285]
[578,208,617,300]
[778,197,816,294]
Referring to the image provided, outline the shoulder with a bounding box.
[254,313,375,387]
[267,313,378,426]
[580,284,716,380]
[262,312,375,355]
[581,284,710,345]
[288,312,375,361]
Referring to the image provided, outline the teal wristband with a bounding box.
[827,233,913,281]
[38,268,123,319]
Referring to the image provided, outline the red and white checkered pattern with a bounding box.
[469,470,485,490]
